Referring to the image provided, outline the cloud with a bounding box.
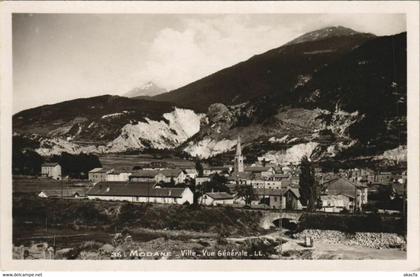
[129,14,406,93]
[131,16,297,91]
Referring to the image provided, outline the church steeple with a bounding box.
[236,136,242,156]
[234,136,244,174]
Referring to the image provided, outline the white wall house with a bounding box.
[155,169,186,184]
[106,172,132,182]
[250,179,283,190]
[88,168,114,183]
[320,194,352,213]
[196,176,211,185]
[184,169,199,179]
[41,163,62,180]
[86,181,193,205]
[321,178,369,212]
[199,192,234,206]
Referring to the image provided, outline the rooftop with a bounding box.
[89,168,114,173]
[42,162,60,167]
[130,170,159,178]
[204,192,234,200]
[39,188,87,197]
[87,181,187,198]
[157,169,184,177]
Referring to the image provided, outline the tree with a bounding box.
[201,173,229,193]
[195,159,204,177]
[50,152,102,178]
[13,149,43,175]
[298,156,319,211]
[235,185,256,206]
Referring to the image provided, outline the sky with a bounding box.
[13,13,406,113]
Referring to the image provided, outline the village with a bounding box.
[37,137,407,215]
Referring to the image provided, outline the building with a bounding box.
[41,163,62,180]
[322,178,368,211]
[199,192,235,206]
[255,188,302,210]
[196,176,211,185]
[245,166,275,178]
[106,171,132,182]
[155,169,186,184]
[228,171,253,185]
[203,165,231,176]
[184,168,199,179]
[88,168,114,183]
[142,161,174,170]
[233,136,244,177]
[86,181,193,204]
[374,172,395,185]
[320,194,352,213]
[249,178,283,190]
[38,188,86,199]
[129,170,159,182]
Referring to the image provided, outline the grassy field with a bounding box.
[13,177,91,193]
[98,153,195,170]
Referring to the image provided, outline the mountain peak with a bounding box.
[285,26,375,46]
[124,82,167,98]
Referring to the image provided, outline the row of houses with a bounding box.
[86,181,194,204]
[88,168,188,184]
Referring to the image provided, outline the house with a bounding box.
[41,163,62,180]
[255,188,302,210]
[184,168,199,179]
[106,170,132,182]
[228,171,253,185]
[322,178,368,211]
[129,170,159,182]
[155,169,186,184]
[142,161,174,170]
[374,171,395,185]
[245,166,276,178]
[196,176,211,185]
[199,192,235,206]
[203,165,231,176]
[248,178,282,190]
[391,182,406,199]
[320,194,352,213]
[88,168,114,183]
[86,181,193,204]
[38,188,86,199]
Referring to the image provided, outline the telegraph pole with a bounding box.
[279,192,283,255]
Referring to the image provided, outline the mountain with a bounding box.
[151,27,375,112]
[285,26,373,46]
[13,95,203,155]
[182,32,407,164]
[13,27,406,165]
[124,82,166,98]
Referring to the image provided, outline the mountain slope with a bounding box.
[151,28,375,112]
[285,26,373,46]
[13,95,203,155]
[182,32,407,163]
[13,27,406,162]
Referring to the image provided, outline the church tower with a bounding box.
[234,136,244,174]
